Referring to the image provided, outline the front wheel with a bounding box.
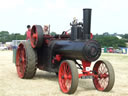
[58,60,78,94]
[93,60,115,91]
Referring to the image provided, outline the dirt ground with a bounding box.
[0,51,128,96]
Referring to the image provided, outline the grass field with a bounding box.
[0,51,128,96]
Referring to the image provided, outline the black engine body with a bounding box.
[36,9,101,72]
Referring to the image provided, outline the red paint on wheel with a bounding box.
[30,25,38,48]
[16,43,26,78]
[58,62,72,93]
[93,61,109,91]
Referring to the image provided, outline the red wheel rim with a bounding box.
[93,61,109,91]
[59,62,72,93]
[16,44,26,78]
[31,25,38,48]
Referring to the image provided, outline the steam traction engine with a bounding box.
[16,9,115,94]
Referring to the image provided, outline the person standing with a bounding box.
[43,25,49,35]
[26,25,31,40]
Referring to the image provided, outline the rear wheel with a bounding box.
[93,60,115,91]
[16,40,37,79]
[58,60,78,94]
[30,25,44,48]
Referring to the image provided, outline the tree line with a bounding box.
[0,31,56,43]
[0,31,127,48]
[93,34,128,48]
[0,31,26,43]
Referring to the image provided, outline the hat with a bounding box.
[44,25,49,27]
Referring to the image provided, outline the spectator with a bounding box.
[43,25,49,35]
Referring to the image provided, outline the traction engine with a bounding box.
[16,8,115,94]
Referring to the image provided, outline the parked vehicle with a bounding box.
[115,49,122,53]
[0,46,8,51]
[107,47,114,53]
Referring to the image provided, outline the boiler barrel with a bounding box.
[51,40,101,62]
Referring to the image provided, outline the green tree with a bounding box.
[122,34,128,39]
[50,32,56,36]
[0,31,26,43]
[94,35,126,48]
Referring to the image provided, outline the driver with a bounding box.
[43,25,49,35]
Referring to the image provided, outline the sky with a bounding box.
[0,0,128,35]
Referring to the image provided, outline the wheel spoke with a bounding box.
[31,31,38,47]
[16,52,20,66]
[100,79,105,88]
[104,68,108,74]
[64,63,66,74]
[104,78,108,88]
[34,39,37,45]
[101,63,104,74]
[102,63,106,74]
[102,79,106,89]
[98,68,102,74]
[19,62,23,74]
[67,75,72,79]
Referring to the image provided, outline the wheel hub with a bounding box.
[62,76,64,79]
[19,58,22,63]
